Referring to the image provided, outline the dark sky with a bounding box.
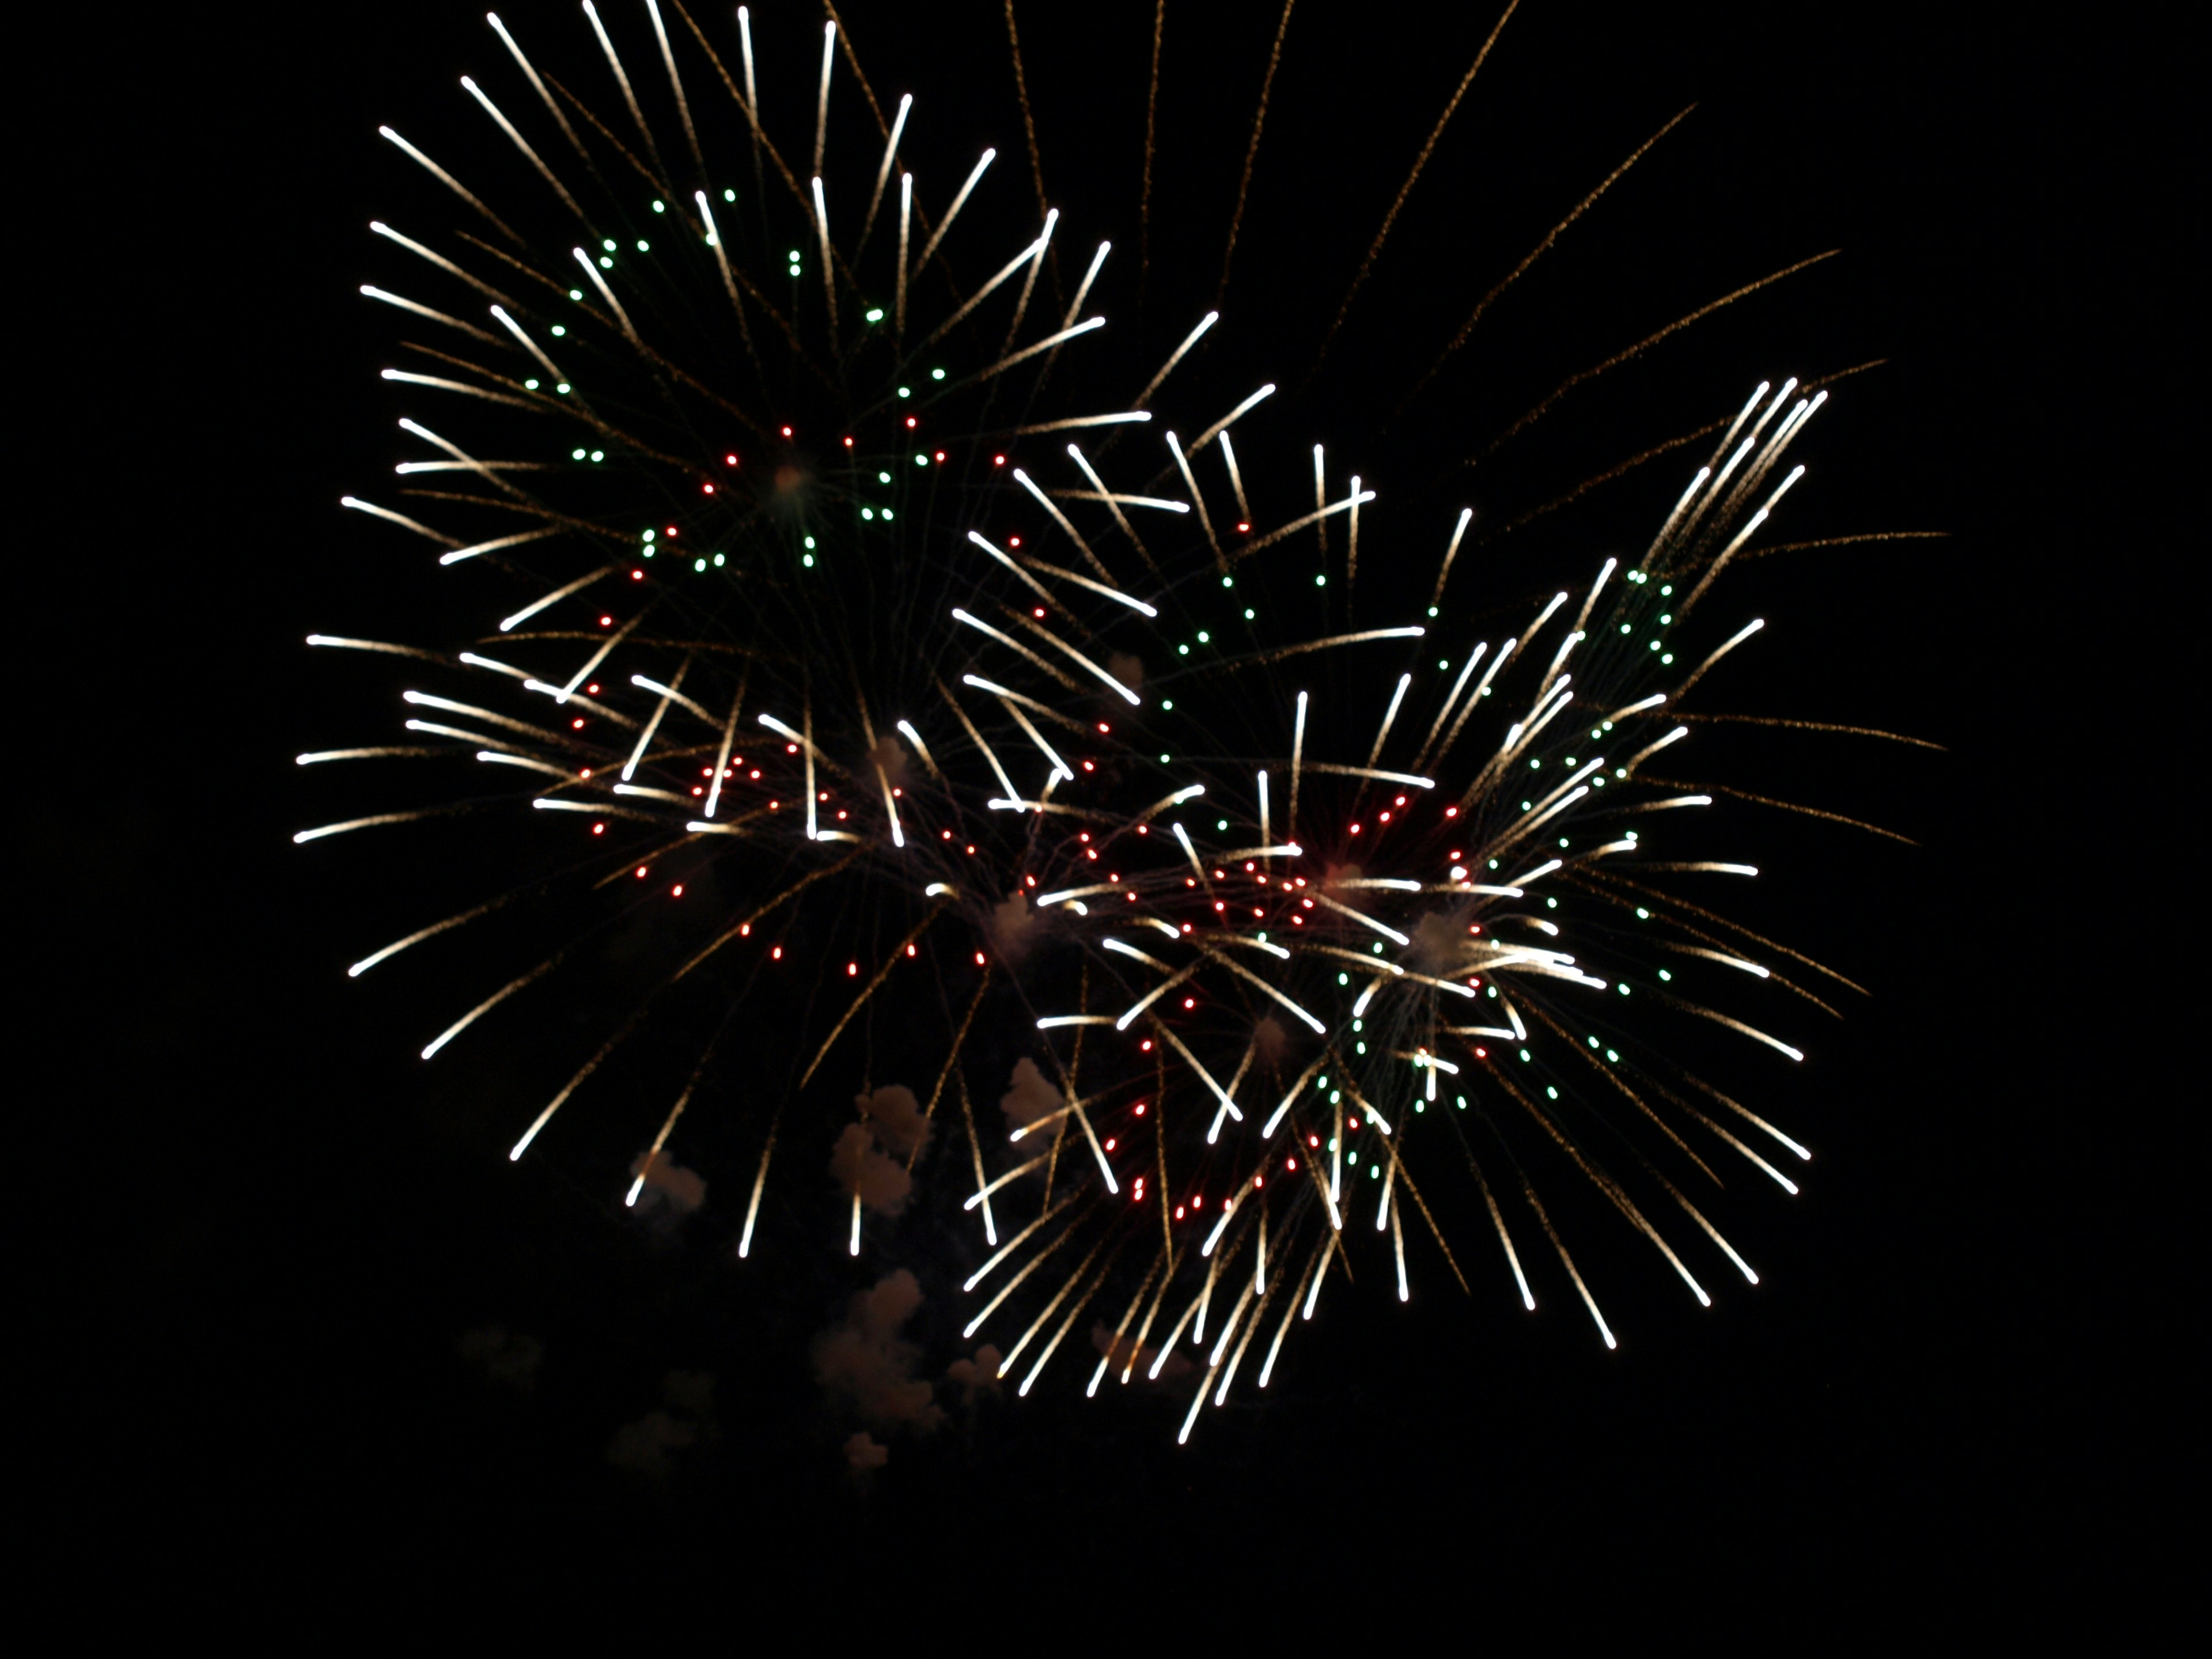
[32,0,2180,1637]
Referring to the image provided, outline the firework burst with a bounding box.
[298,2,1913,1440]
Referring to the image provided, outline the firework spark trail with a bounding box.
[298,5,1911,1431]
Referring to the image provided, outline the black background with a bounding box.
[28,0,2181,1638]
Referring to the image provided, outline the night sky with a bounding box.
[33,0,2180,1636]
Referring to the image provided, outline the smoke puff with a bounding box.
[606,1410,695,1477]
[1000,1057,1062,1142]
[864,733,910,788]
[813,1269,945,1431]
[946,1345,1005,1403]
[857,1084,930,1160]
[1410,910,1464,971]
[844,1431,890,1472]
[455,1325,542,1391]
[986,892,1040,960]
[1108,652,1144,692]
[831,1122,913,1215]
[607,1369,718,1475]
[629,1153,706,1215]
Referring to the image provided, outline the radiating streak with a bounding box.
[486,12,589,165]
[1199,948,1327,1034]
[1090,1252,1164,1398]
[571,245,642,348]
[1037,1013,1115,1025]
[1012,468,1116,582]
[624,675,710,728]
[1625,794,1714,813]
[858,94,912,252]
[1164,430,1224,569]
[1289,690,1308,844]
[1304,1236,1340,1316]
[1188,382,1277,456]
[357,286,503,344]
[811,17,835,177]
[893,720,940,781]
[377,127,520,244]
[997,1236,1105,1380]
[421,957,556,1059]
[963,1218,1080,1339]
[478,752,572,781]
[1149,1252,1222,1378]
[369,221,514,309]
[1347,475,1363,589]
[959,1078,999,1245]
[736,1128,774,1257]
[397,418,527,499]
[1048,487,1188,513]
[1016,552,1158,618]
[612,783,690,803]
[972,317,1103,382]
[1259,624,1423,662]
[1672,945,1770,978]
[487,305,567,388]
[1004,612,1147,705]
[378,369,535,410]
[1261,1053,1330,1138]
[1169,823,1208,884]
[1207,1039,1260,1145]
[1071,1097,1120,1194]
[1000,209,1056,348]
[1258,1246,1321,1387]
[293,808,449,844]
[1366,675,1414,768]
[912,149,997,275]
[963,1189,1082,1295]
[1256,770,1272,861]
[459,75,584,221]
[895,171,911,336]
[1012,412,1152,438]
[1672,1002,1804,1061]
[1304,761,1434,791]
[347,895,507,979]
[873,764,906,847]
[1673,1190,1760,1285]
[976,683,1073,779]
[338,497,455,547]
[1037,884,1119,908]
[500,566,615,634]
[1131,310,1217,410]
[297,747,441,765]
[1113,962,1202,1032]
[1390,1167,1411,1301]
[1673,618,1767,700]
[937,684,1020,802]
[1427,509,1476,613]
[809,176,838,333]
[963,530,1058,607]
[696,684,743,819]
[965,1152,1051,1207]
[579,0,662,182]
[948,608,1080,692]
[306,631,446,661]
[1310,893,1411,946]
[553,612,642,706]
[1134,784,1207,825]
[1413,643,1487,770]
[914,230,1052,352]
[1301,944,1405,977]
[1153,1024,1242,1123]
[1016,1249,1112,1396]
[803,699,817,841]
[1206,1277,1257,1370]
[405,720,522,752]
